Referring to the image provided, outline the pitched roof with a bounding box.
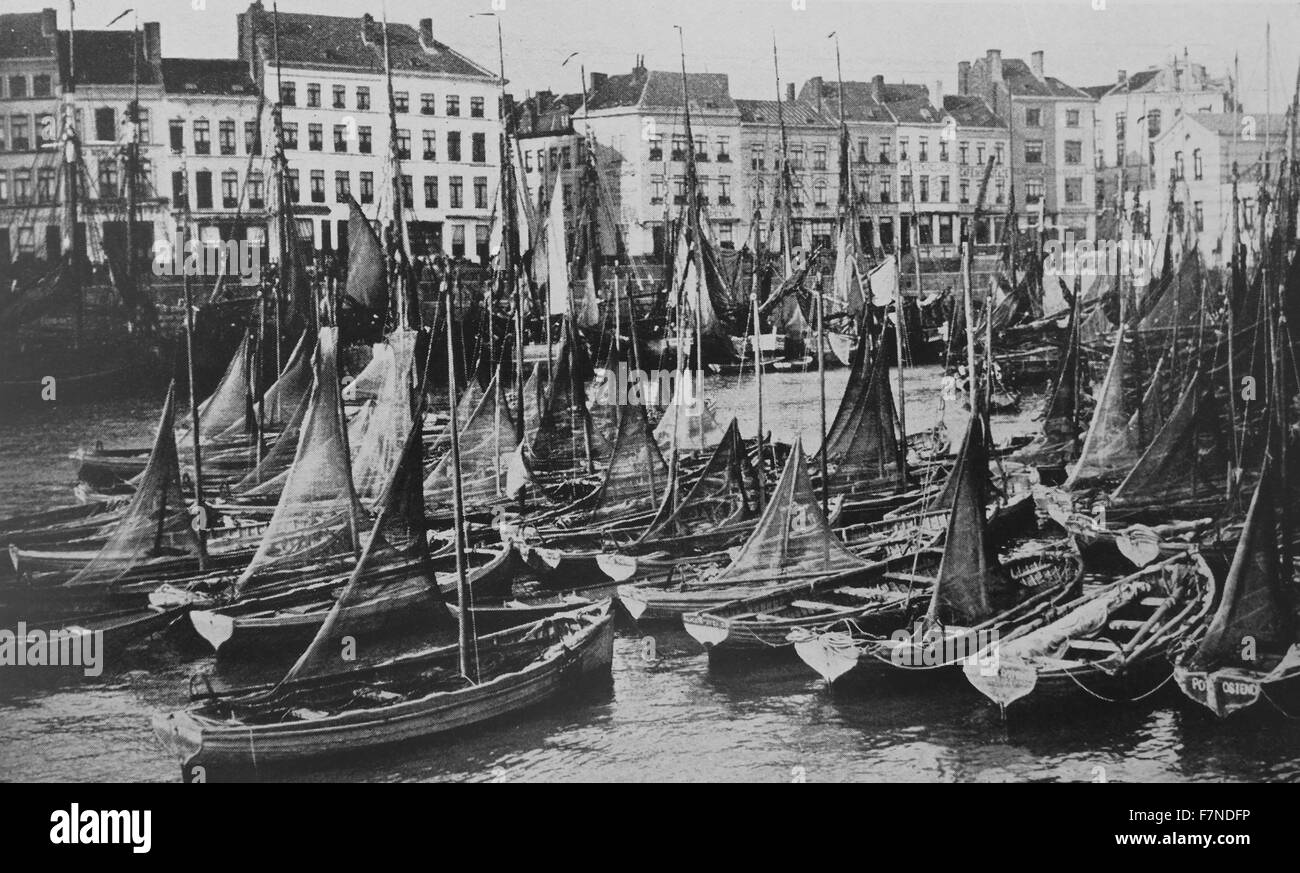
[57,31,161,87]
[162,59,258,96]
[1182,112,1290,138]
[0,11,57,59]
[242,6,495,80]
[735,98,832,126]
[888,95,945,124]
[943,95,1005,128]
[1000,58,1091,99]
[801,80,893,123]
[585,69,736,114]
[513,91,584,135]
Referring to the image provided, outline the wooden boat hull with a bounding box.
[1174,662,1300,719]
[152,604,615,780]
[188,547,514,655]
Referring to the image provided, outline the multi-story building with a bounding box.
[511,90,584,245]
[236,2,501,261]
[942,93,1012,245]
[1085,58,1233,235]
[580,59,742,259]
[959,49,1097,239]
[158,58,264,255]
[0,8,64,267]
[1149,112,1288,265]
[735,89,837,253]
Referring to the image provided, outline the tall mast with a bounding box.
[125,13,139,305]
[676,26,705,373]
[444,281,475,682]
[816,268,827,515]
[381,4,411,265]
[772,35,794,276]
[180,159,207,569]
[270,2,291,370]
[63,0,82,348]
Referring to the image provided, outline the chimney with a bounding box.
[360,12,375,44]
[144,22,161,61]
[808,75,824,111]
[871,74,884,103]
[633,55,647,80]
[957,61,971,96]
[987,49,1003,83]
[1117,69,1127,87]
[786,82,795,103]
[932,79,944,110]
[41,8,56,38]
[1030,50,1044,79]
[590,71,608,93]
[419,17,433,48]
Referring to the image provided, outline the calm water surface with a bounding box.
[1,368,1298,782]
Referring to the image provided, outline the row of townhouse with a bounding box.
[0,3,503,273]
[512,49,1094,262]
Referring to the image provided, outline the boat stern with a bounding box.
[189,609,235,652]
[1174,666,1262,718]
[790,629,860,684]
[682,611,730,649]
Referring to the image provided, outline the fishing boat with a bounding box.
[1173,461,1300,717]
[791,410,1083,685]
[964,550,1215,710]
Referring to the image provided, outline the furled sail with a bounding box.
[714,438,867,585]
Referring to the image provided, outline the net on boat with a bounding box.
[219,331,313,441]
[653,372,724,454]
[926,411,1010,627]
[637,418,759,544]
[69,384,202,586]
[831,222,866,319]
[1014,283,1084,467]
[715,438,867,585]
[279,409,453,685]
[579,404,667,525]
[425,373,518,508]
[676,214,740,364]
[816,330,906,495]
[1108,369,1230,514]
[1186,458,1294,670]
[234,327,366,596]
[178,330,253,448]
[234,389,309,496]
[527,332,611,473]
[349,329,419,506]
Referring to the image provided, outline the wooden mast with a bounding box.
[180,158,207,570]
[381,3,412,317]
[772,36,794,277]
[444,280,475,681]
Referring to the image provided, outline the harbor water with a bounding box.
[1,368,1298,782]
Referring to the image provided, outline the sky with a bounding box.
[10,0,1300,113]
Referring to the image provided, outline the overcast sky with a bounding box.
[12,0,1300,113]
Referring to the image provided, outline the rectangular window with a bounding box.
[219,120,236,155]
[919,176,929,202]
[1063,177,1082,203]
[750,144,764,171]
[14,168,32,203]
[673,135,688,162]
[245,120,261,155]
[900,176,912,202]
[222,170,239,208]
[918,137,929,162]
[1064,140,1082,164]
[1193,201,1204,231]
[359,171,374,204]
[790,145,804,169]
[452,224,465,257]
[422,131,437,160]
[1193,149,1204,180]
[9,76,27,98]
[1115,112,1127,141]
[446,95,460,116]
[395,129,411,160]
[959,180,970,204]
[650,175,665,204]
[474,175,487,209]
[356,87,371,110]
[333,85,346,109]
[1026,178,1044,202]
[195,170,212,208]
[421,93,436,115]
[1024,140,1044,164]
[1148,109,1161,138]
[470,96,484,118]
[450,176,463,208]
[334,125,348,153]
[939,139,948,162]
[310,169,325,203]
[1066,109,1080,127]
[880,176,891,202]
[718,175,731,204]
[1174,151,1185,180]
[447,131,461,162]
[940,177,950,202]
[879,137,891,163]
[898,138,908,161]
[308,123,322,151]
[37,168,55,203]
[0,171,8,205]
[394,91,409,113]
[959,141,968,165]
[424,175,438,207]
[335,170,350,202]
[975,142,985,165]
[192,119,210,154]
[473,132,486,163]
[280,81,296,106]
[92,108,114,143]
[1025,107,1042,127]
[307,83,320,108]
[287,169,299,202]
[717,137,730,161]
[248,172,264,209]
[813,145,827,171]
[32,74,51,97]
[995,143,1004,165]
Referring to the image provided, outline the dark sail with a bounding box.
[716,438,867,585]
[815,331,906,494]
[579,403,667,525]
[342,197,387,340]
[926,412,1008,627]
[637,418,760,544]
[1187,464,1294,670]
